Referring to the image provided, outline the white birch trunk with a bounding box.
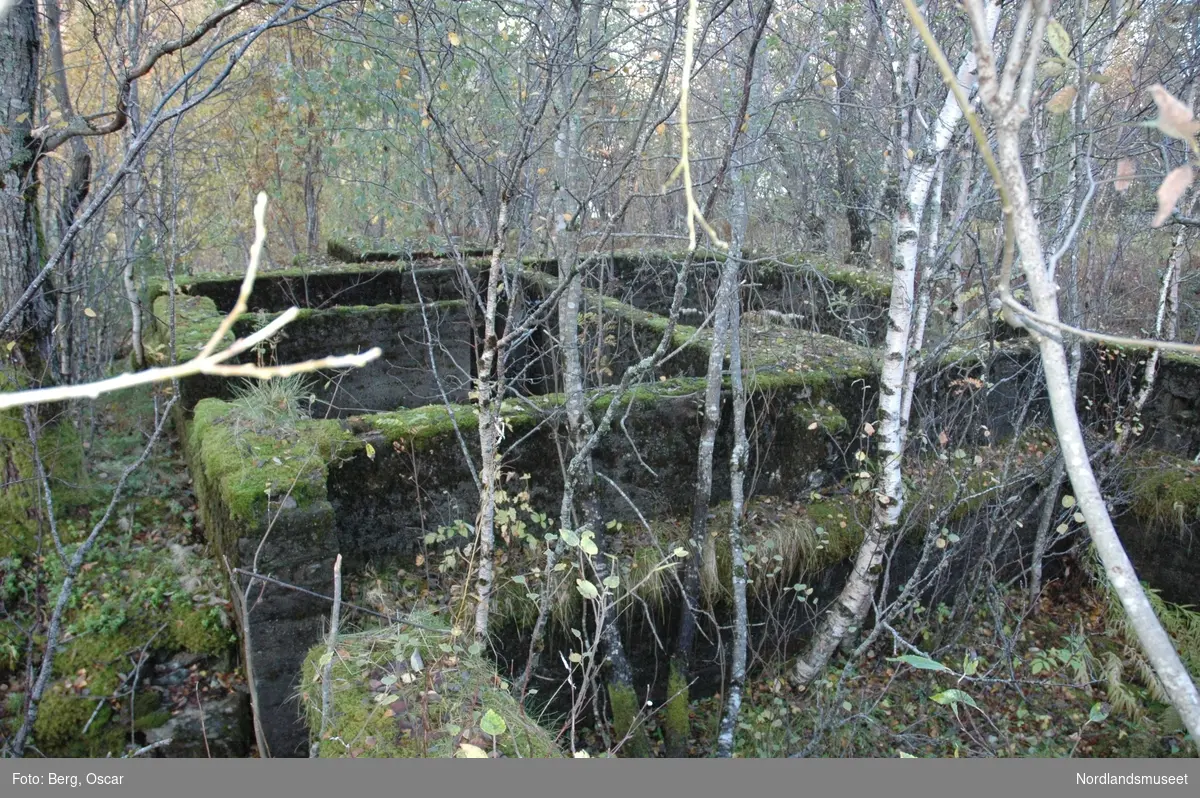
[793,0,1000,686]
[965,0,1200,739]
[473,199,509,640]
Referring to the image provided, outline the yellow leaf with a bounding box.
[655,123,666,136]
[1152,165,1194,227]
[456,743,488,758]
[1047,85,1077,114]
[398,13,409,24]
[365,442,376,461]
[1046,19,1072,62]
[83,307,97,318]
[448,31,461,47]
[1114,158,1135,192]
[1148,84,1200,141]
[421,117,432,129]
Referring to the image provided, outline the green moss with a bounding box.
[699,495,866,606]
[800,498,868,564]
[1126,455,1200,531]
[300,613,562,758]
[149,293,232,359]
[188,398,354,524]
[607,680,651,758]
[0,409,85,557]
[133,709,172,731]
[32,687,125,757]
[661,663,690,758]
[168,602,235,656]
[251,300,466,327]
[741,324,875,393]
[367,403,480,446]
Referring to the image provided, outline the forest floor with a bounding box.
[1,386,246,757]
[681,580,1197,758]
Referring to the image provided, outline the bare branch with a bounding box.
[0,194,380,411]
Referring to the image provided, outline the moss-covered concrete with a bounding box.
[181,398,356,757]
[300,615,562,757]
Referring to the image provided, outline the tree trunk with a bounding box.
[792,1,1001,687]
[472,199,508,641]
[0,0,50,374]
[965,0,1200,740]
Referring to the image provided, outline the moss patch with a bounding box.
[32,687,125,757]
[662,662,690,757]
[607,681,651,758]
[300,614,562,758]
[0,408,85,558]
[187,398,354,528]
[149,293,232,359]
[1126,453,1200,531]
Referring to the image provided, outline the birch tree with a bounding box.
[943,0,1200,741]
[792,0,1002,687]
[667,0,773,755]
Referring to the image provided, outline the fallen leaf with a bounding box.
[448,31,461,47]
[457,742,488,758]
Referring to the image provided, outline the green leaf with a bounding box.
[580,535,599,556]
[561,529,580,548]
[1088,702,1110,724]
[480,708,508,737]
[888,655,954,674]
[602,574,620,590]
[510,575,526,585]
[576,579,599,600]
[1040,60,1065,78]
[899,751,918,758]
[931,689,979,710]
[1062,495,1076,508]
[1046,19,1072,62]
